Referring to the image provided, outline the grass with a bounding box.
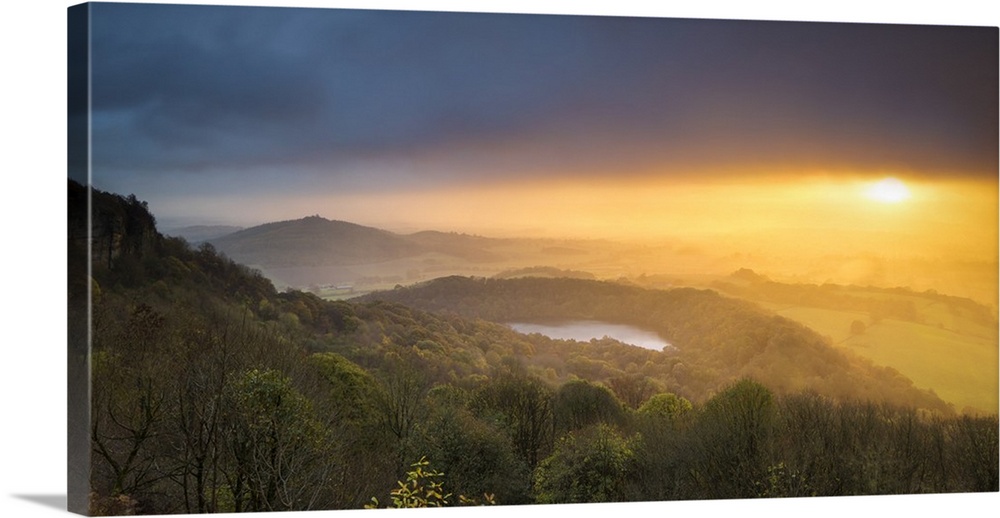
[762,302,997,414]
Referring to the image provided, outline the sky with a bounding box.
[74,0,999,238]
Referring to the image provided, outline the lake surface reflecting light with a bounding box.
[508,320,675,352]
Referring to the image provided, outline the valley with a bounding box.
[194,214,998,415]
[72,182,998,515]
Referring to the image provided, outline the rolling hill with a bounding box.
[357,276,955,413]
[209,216,423,267]
[163,224,244,243]
[204,216,617,291]
[72,181,998,512]
[702,271,999,414]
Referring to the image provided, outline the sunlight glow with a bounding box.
[865,177,912,203]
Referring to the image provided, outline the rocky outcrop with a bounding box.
[68,179,160,272]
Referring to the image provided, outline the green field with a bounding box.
[762,302,998,414]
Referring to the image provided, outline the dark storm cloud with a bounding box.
[90,6,616,171]
[90,4,331,173]
[86,3,998,196]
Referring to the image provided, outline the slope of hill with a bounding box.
[163,224,244,243]
[404,230,505,262]
[204,216,621,291]
[701,271,999,414]
[208,217,521,269]
[357,276,955,413]
[210,215,424,267]
[71,182,997,513]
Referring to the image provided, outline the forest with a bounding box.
[69,181,998,515]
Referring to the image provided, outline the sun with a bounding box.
[865,177,911,203]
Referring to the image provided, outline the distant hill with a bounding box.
[164,224,244,243]
[202,216,624,291]
[493,266,596,280]
[209,216,426,267]
[206,216,521,270]
[404,230,504,262]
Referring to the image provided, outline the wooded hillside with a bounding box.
[71,182,998,515]
[361,276,954,412]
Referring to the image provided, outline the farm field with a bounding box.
[761,302,998,414]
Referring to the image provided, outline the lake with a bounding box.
[507,320,675,352]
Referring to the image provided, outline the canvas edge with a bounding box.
[68,2,93,516]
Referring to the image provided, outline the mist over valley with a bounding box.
[174,211,998,415]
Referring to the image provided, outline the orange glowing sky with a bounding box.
[185,171,996,259]
[78,2,998,297]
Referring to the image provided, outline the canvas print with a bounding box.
[67,2,999,516]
